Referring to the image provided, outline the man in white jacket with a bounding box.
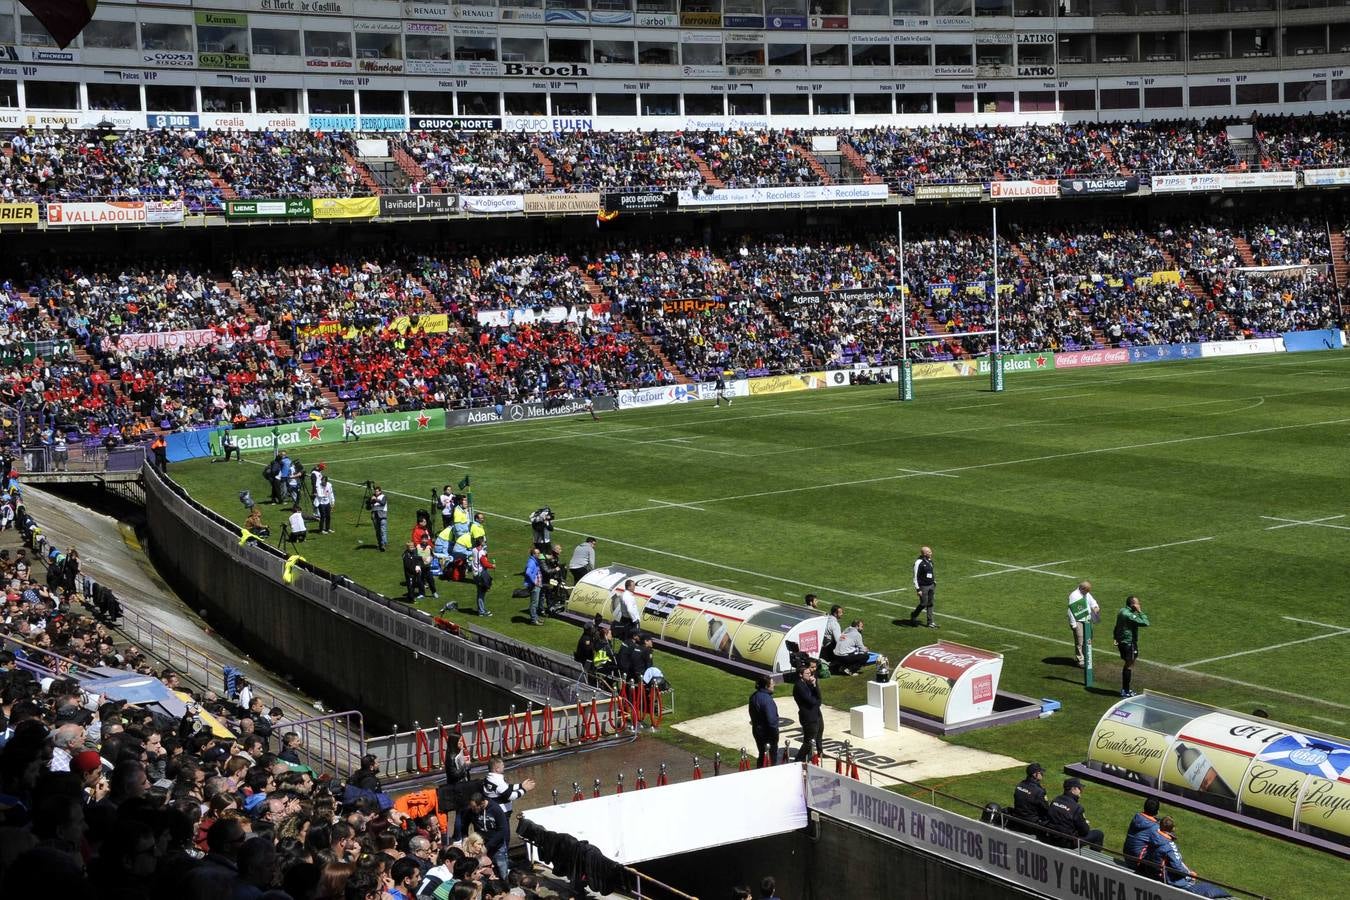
[482,755,536,814]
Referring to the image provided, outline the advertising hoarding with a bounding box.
[569,565,828,674]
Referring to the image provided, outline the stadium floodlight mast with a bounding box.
[896,209,1004,402]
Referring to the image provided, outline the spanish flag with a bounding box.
[20,0,97,49]
[596,207,619,228]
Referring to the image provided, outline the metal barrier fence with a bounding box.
[281,710,368,782]
[370,693,646,779]
[18,443,147,474]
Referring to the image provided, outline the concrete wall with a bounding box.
[142,466,539,732]
[636,820,1043,900]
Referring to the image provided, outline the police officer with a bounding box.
[1011,762,1051,836]
[1046,778,1104,850]
[909,545,938,628]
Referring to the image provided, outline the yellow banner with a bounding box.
[297,314,449,340]
[1152,269,1182,285]
[747,372,829,396]
[1087,719,1171,782]
[1299,776,1350,841]
[910,361,977,380]
[894,668,952,720]
[0,203,39,225]
[312,196,380,220]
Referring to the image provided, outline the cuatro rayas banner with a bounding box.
[209,408,444,454]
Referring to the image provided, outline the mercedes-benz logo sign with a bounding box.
[508,405,525,421]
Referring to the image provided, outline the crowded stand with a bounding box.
[0,129,220,210]
[0,473,557,899]
[6,115,1350,203]
[197,130,367,199]
[399,129,550,194]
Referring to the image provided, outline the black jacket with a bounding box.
[793,677,823,726]
[1047,792,1092,845]
[1012,777,1050,827]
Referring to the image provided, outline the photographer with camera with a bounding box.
[286,505,307,545]
[529,506,554,554]
[366,483,389,551]
[217,428,241,463]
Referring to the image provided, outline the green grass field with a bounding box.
[174,350,1350,897]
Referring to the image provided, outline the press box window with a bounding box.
[202,87,250,112]
[356,32,401,60]
[1019,90,1056,112]
[596,93,636,115]
[1099,87,1139,109]
[25,81,79,109]
[305,31,353,58]
[814,93,849,114]
[252,28,300,57]
[1059,89,1095,111]
[896,92,931,113]
[853,94,893,114]
[1188,84,1230,107]
[146,86,197,112]
[309,89,355,114]
[458,92,500,115]
[935,92,974,113]
[641,93,680,115]
[504,92,546,115]
[934,44,973,66]
[768,44,806,66]
[0,81,16,108]
[725,43,764,66]
[362,90,404,114]
[409,91,454,114]
[727,94,764,115]
[82,19,137,50]
[681,43,722,65]
[851,43,891,66]
[142,23,193,52]
[20,15,60,47]
[894,45,930,66]
[405,36,452,61]
[257,89,300,113]
[197,21,247,55]
[684,95,725,115]
[89,83,140,111]
[455,37,498,61]
[1235,82,1279,105]
[638,42,677,65]
[1284,79,1326,103]
[500,38,544,62]
[594,40,635,64]
[549,38,591,62]
[809,43,847,66]
[552,94,592,115]
[0,17,13,44]
[1144,86,1182,108]
[771,94,809,114]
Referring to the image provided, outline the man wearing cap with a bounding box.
[1011,763,1051,836]
[1046,777,1104,850]
[71,750,108,801]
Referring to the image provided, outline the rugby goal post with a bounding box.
[896,208,1006,401]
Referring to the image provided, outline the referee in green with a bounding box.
[1113,595,1150,698]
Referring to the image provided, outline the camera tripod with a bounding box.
[353,481,373,527]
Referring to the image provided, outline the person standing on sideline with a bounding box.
[714,371,732,407]
[523,547,543,625]
[1046,778,1104,850]
[469,537,494,616]
[342,407,360,442]
[1113,595,1150,697]
[910,545,938,628]
[1066,580,1100,668]
[568,537,597,584]
[748,675,780,767]
[315,474,335,534]
[368,484,389,551]
[792,662,823,762]
[150,434,168,474]
[611,578,640,640]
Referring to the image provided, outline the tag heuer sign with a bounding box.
[380,194,459,217]
[1058,176,1140,196]
[409,115,501,130]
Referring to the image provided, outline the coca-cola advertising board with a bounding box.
[567,564,828,674]
[893,641,1004,725]
[1054,348,1131,369]
[1084,696,1350,847]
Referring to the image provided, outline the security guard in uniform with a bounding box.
[1046,778,1105,850]
[1011,762,1051,836]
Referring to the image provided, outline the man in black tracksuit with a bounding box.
[1046,778,1105,850]
[792,664,823,762]
[748,676,780,767]
[910,545,938,628]
[1011,762,1051,836]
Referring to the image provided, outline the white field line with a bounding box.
[261,469,1350,712]
[1260,515,1350,531]
[1176,630,1350,669]
[1282,615,1350,630]
[1126,537,1215,554]
[968,559,1076,580]
[647,499,706,512]
[896,467,959,478]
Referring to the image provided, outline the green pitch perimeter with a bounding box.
[174,351,1350,897]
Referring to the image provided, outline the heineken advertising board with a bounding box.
[974,352,1055,374]
[210,409,444,454]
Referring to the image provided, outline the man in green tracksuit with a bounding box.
[1113,595,1150,698]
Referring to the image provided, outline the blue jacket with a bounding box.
[748,687,779,732]
[1123,811,1160,865]
[524,555,541,587]
[1144,829,1194,886]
